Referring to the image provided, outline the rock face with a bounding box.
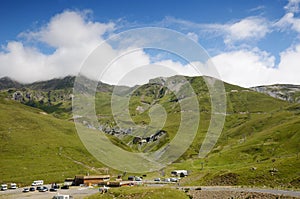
[251,84,300,103]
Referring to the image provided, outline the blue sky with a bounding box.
[0,0,300,87]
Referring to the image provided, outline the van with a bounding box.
[0,184,8,191]
[10,183,17,189]
[31,180,44,186]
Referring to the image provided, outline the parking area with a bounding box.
[0,186,98,199]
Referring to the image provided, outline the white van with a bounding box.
[0,184,8,191]
[31,180,44,186]
[10,183,17,189]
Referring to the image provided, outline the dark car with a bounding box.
[61,185,69,189]
[39,186,48,192]
[53,185,60,189]
[128,176,134,181]
[22,188,29,193]
[50,188,57,192]
[29,187,35,191]
[36,186,42,191]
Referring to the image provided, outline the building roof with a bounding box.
[75,175,110,180]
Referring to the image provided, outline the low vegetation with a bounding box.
[86,187,189,199]
[0,75,299,189]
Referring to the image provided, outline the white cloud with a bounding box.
[211,49,274,87]
[211,46,300,87]
[162,16,270,45]
[22,10,115,48]
[0,41,47,82]
[275,12,300,33]
[284,0,300,13]
[0,10,117,83]
[275,0,300,34]
[277,44,300,83]
[248,5,265,13]
[224,17,270,44]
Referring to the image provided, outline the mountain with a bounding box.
[0,75,299,188]
[26,76,75,91]
[0,76,116,119]
[251,84,300,103]
[0,92,108,186]
[0,76,23,90]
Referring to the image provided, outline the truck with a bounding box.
[31,180,44,186]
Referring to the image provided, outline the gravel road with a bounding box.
[0,186,98,199]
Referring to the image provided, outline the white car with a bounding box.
[23,188,29,193]
[170,177,178,182]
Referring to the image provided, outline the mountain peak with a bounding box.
[0,76,23,90]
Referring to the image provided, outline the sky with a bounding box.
[0,0,300,87]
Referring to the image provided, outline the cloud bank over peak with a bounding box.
[0,10,116,83]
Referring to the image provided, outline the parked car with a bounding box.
[52,195,71,199]
[170,177,178,182]
[36,186,42,191]
[154,178,161,182]
[135,177,142,181]
[29,187,36,191]
[39,186,48,192]
[164,178,171,182]
[22,188,29,193]
[31,180,44,186]
[128,176,134,181]
[0,184,8,191]
[50,188,58,192]
[10,183,17,189]
[53,185,60,189]
[61,185,69,189]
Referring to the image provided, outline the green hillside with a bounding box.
[0,93,108,186]
[0,76,299,188]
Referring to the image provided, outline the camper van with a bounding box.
[171,170,188,177]
[0,184,8,191]
[31,180,44,186]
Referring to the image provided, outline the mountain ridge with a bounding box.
[0,74,299,188]
[1,75,299,102]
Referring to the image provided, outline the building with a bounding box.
[74,175,110,186]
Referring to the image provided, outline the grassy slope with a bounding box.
[112,77,299,188]
[86,187,189,199]
[168,105,300,188]
[0,93,106,186]
[0,76,299,188]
